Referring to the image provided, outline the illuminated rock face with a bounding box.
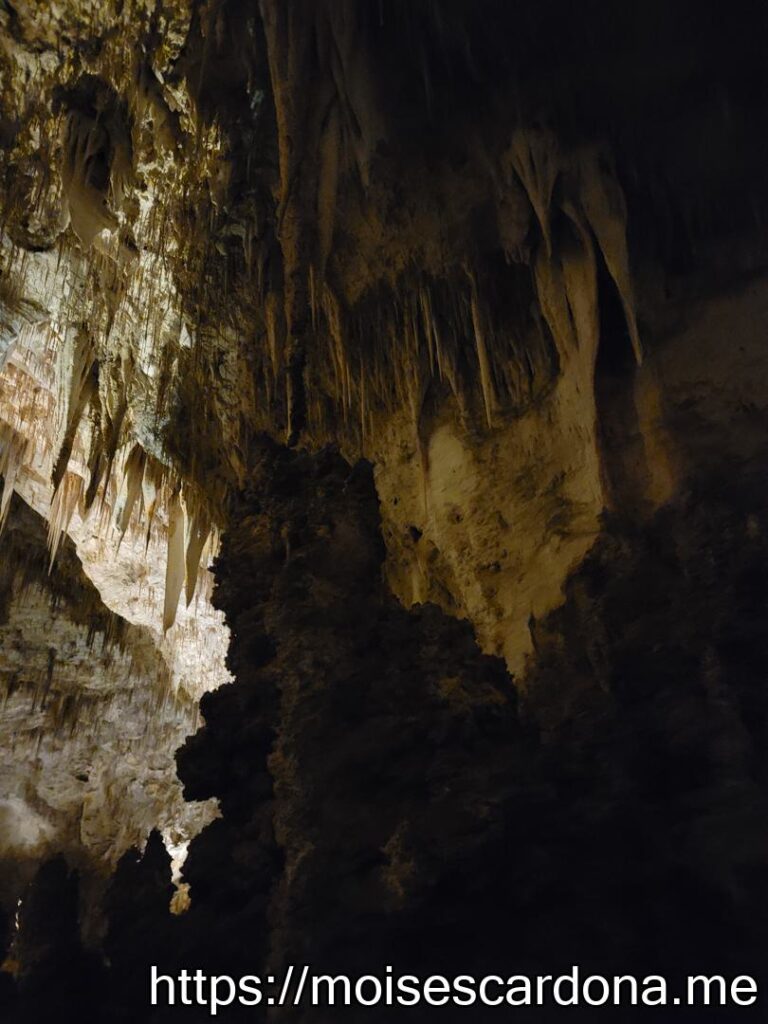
[1,0,768,1007]
[0,270,227,889]
[0,491,215,910]
[1,0,765,674]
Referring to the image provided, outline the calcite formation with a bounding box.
[0,490,214,910]
[0,0,768,1018]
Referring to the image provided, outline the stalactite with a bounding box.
[317,101,341,272]
[560,199,599,359]
[47,471,84,569]
[0,431,26,532]
[60,110,120,249]
[51,329,96,490]
[507,127,559,258]
[163,489,185,633]
[0,0,706,647]
[466,270,497,429]
[264,291,283,386]
[577,148,642,365]
[534,244,577,360]
[116,444,146,541]
[183,500,210,609]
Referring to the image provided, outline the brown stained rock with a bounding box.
[2,4,768,1020]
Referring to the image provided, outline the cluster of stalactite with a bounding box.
[0,485,212,887]
[2,4,768,1019]
[3,0,768,636]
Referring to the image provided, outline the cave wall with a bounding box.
[176,444,530,984]
[57,434,767,1023]
[375,271,768,677]
[1,1,768,1018]
[3,0,768,690]
[0,489,213,916]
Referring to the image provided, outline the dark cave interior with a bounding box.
[1,0,768,1021]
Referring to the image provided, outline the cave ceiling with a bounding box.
[0,0,767,889]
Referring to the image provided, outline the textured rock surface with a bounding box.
[8,440,759,1022]
[183,443,768,994]
[1,2,768,1019]
[0,489,213,911]
[2,0,766,632]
